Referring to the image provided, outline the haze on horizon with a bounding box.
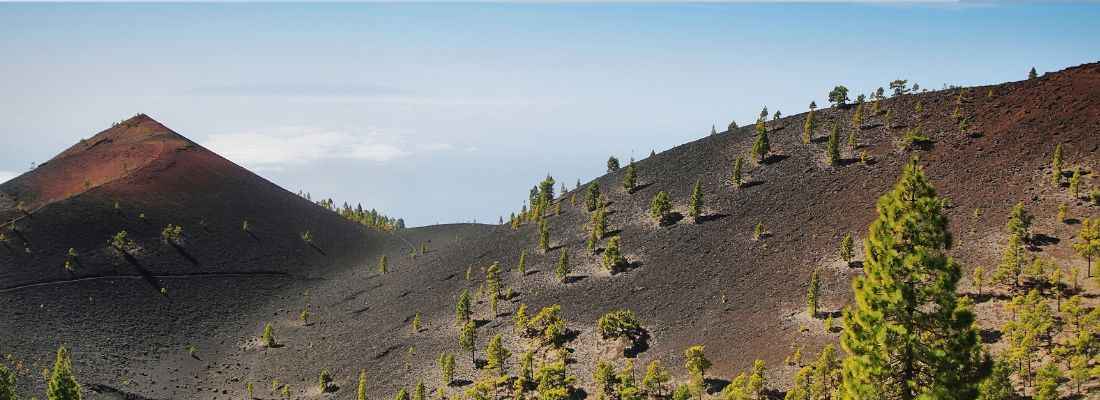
[1,2,1098,226]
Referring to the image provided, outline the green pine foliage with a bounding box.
[650,191,673,225]
[1074,218,1100,277]
[683,346,711,399]
[642,361,671,397]
[0,361,16,400]
[456,289,472,324]
[752,118,770,162]
[459,320,477,364]
[555,249,570,283]
[485,334,512,376]
[826,123,840,165]
[538,219,550,253]
[261,323,276,348]
[585,183,601,212]
[839,233,854,264]
[688,180,704,222]
[839,158,986,399]
[994,234,1024,289]
[1069,168,1081,198]
[438,353,456,386]
[602,236,625,273]
[319,369,333,393]
[47,346,81,400]
[623,163,637,193]
[518,250,527,275]
[1028,67,1038,79]
[1004,202,1033,243]
[829,85,849,107]
[976,359,1014,400]
[378,255,388,274]
[607,157,621,173]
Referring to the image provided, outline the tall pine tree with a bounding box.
[47,346,81,400]
[839,158,986,400]
[752,118,770,162]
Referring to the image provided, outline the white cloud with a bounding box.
[0,170,16,184]
[202,127,411,169]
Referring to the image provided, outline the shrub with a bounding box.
[300,230,313,244]
[649,191,672,225]
[597,309,644,342]
[602,236,625,272]
[828,85,849,107]
[900,126,931,149]
[607,156,620,173]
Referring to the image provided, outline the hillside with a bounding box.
[1,62,1099,400]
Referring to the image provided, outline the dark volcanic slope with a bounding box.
[2,63,1099,400]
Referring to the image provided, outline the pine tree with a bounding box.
[47,346,81,400]
[732,157,744,187]
[976,359,1013,400]
[585,183,601,212]
[603,236,625,272]
[439,353,455,386]
[1033,362,1060,400]
[1004,202,1033,243]
[710,124,717,136]
[395,388,410,400]
[1051,143,1063,186]
[642,361,670,397]
[261,323,276,348]
[413,381,426,400]
[846,128,857,152]
[555,249,570,283]
[650,191,672,225]
[807,269,820,318]
[728,120,738,132]
[623,163,637,193]
[829,86,850,107]
[607,156,621,173]
[688,180,704,222]
[994,234,1024,289]
[839,233,854,265]
[683,346,710,400]
[412,312,422,333]
[357,370,368,400]
[971,266,984,297]
[752,118,770,162]
[826,123,840,166]
[0,359,17,400]
[379,255,388,274]
[1028,67,1038,79]
[518,250,527,275]
[1073,218,1100,277]
[456,289,472,324]
[538,219,550,253]
[486,263,502,315]
[459,320,477,364]
[839,158,986,399]
[486,334,511,376]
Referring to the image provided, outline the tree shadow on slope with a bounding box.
[120,252,163,293]
[630,182,654,194]
[761,154,789,165]
[704,378,731,395]
[1030,233,1060,248]
[169,243,200,266]
[696,213,730,224]
[658,213,684,227]
[979,328,1003,344]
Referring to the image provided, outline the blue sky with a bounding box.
[1,2,1098,226]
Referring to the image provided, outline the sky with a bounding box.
[1,2,1098,227]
